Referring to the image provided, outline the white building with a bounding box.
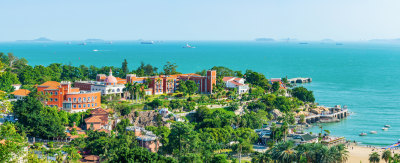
[74,69,125,96]
[222,77,249,94]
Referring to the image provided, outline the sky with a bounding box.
[1,0,400,41]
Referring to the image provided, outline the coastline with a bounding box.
[349,143,400,163]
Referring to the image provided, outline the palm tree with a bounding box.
[334,144,349,163]
[369,152,380,163]
[382,150,392,163]
[270,141,296,163]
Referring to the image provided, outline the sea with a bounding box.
[1,40,400,146]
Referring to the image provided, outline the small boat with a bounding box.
[370,131,377,134]
[183,43,195,48]
[93,49,99,52]
[141,41,154,44]
[79,42,87,45]
[385,125,391,128]
[382,127,388,130]
[359,132,367,136]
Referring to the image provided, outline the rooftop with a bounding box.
[11,89,31,96]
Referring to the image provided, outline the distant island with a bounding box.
[255,38,275,41]
[85,38,105,42]
[16,37,52,42]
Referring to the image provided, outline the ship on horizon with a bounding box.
[183,43,195,48]
[141,41,154,44]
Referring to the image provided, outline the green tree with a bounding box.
[369,152,380,163]
[0,71,20,92]
[382,150,392,163]
[121,59,129,77]
[271,81,280,92]
[0,122,28,163]
[165,122,199,161]
[291,87,315,103]
[13,92,66,139]
[163,61,179,75]
[179,80,199,97]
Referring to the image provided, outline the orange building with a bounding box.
[37,81,101,112]
[126,70,217,95]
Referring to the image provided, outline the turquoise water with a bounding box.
[1,41,400,146]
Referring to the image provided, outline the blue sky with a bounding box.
[1,0,400,41]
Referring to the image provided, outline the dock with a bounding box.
[288,77,312,84]
[301,106,349,124]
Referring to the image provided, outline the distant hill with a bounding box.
[369,38,400,42]
[321,39,334,42]
[17,37,52,42]
[255,38,274,42]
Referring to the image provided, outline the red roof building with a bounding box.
[37,81,101,112]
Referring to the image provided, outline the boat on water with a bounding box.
[79,42,87,45]
[93,49,99,52]
[385,125,391,128]
[183,43,195,48]
[382,127,388,130]
[370,131,377,134]
[359,132,367,136]
[141,41,154,44]
[299,42,308,45]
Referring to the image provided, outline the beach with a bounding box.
[348,144,400,163]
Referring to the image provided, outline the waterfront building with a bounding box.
[222,77,249,94]
[37,81,101,112]
[10,89,31,100]
[74,69,126,96]
[126,70,217,95]
[270,78,286,89]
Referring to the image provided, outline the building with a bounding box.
[84,108,110,131]
[270,78,286,89]
[12,84,21,91]
[126,70,217,95]
[126,126,159,152]
[37,81,101,112]
[222,77,249,94]
[10,89,31,100]
[74,69,125,96]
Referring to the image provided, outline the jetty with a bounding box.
[302,105,348,124]
[288,77,312,84]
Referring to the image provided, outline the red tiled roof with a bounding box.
[11,89,31,96]
[270,78,282,82]
[97,129,110,133]
[222,77,235,82]
[84,155,99,161]
[91,108,108,115]
[229,81,244,86]
[84,116,102,123]
[39,81,60,87]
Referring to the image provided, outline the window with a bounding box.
[83,104,86,108]
[68,98,71,101]
[88,97,91,101]
[95,103,97,106]
[50,92,53,95]
[87,104,90,107]
[78,97,81,101]
[50,98,53,101]
[79,105,81,108]
[73,98,76,102]
[55,92,58,95]
[92,103,94,107]
[55,98,58,102]
[74,105,76,108]
[83,97,86,102]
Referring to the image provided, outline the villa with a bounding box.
[10,89,31,100]
[222,77,249,94]
[37,81,101,112]
[126,126,160,152]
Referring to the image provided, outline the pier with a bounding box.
[288,77,312,84]
[303,106,348,124]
